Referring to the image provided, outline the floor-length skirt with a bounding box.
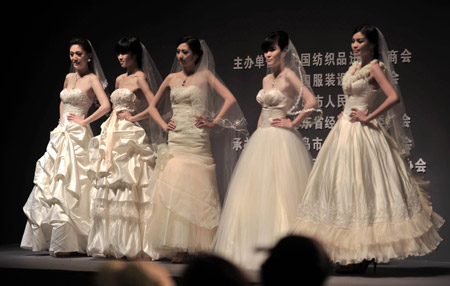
[293,117,444,265]
[87,113,156,258]
[214,126,313,269]
[21,118,93,254]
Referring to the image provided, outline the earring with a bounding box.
[88,58,91,62]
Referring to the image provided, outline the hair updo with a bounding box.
[176,35,203,65]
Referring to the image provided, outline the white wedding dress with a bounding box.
[294,60,444,265]
[143,86,221,259]
[87,88,156,258]
[213,88,313,269]
[21,88,94,255]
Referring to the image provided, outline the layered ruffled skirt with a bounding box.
[87,112,156,258]
[213,126,313,269]
[21,117,93,255]
[293,117,444,265]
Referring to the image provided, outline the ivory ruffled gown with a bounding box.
[293,60,444,265]
[21,88,94,255]
[87,88,156,258]
[143,86,221,259]
[213,88,313,269]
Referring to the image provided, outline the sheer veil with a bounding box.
[136,41,166,148]
[370,27,414,157]
[69,39,108,91]
[168,38,249,201]
[266,39,322,126]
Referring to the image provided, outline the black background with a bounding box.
[3,1,449,262]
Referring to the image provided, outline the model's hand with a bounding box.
[164,118,176,132]
[349,108,369,123]
[195,116,215,128]
[117,110,133,121]
[271,117,294,130]
[67,113,87,126]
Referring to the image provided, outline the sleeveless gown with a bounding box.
[143,86,221,259]
[293,60,444,265]
[21,88,94,255]
[87,88,156,258]
[213,88,313,269]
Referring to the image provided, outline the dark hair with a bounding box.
[353,24,380,59]
[69,37,93,71]
[180,253,249,286]
[261,235,331,286]
[261,30,289,53]
[176,35,203,65]
[115,36,143,68]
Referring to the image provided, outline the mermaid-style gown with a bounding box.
[143,86,221,259]
[87,88,156,258]
[213,88,313,269]
[21,88,94,255]
[293,60,444,265]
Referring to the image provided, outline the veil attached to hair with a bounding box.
[69,39,108,91]
[167,39,249,201]
[266,40,322,127]
[369,28,414,157]
[135,42,166,148]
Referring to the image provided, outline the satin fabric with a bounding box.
[293,62,444,265]
[87,88,156,258]
[21,89,93,254]
[143,86,221,259]
[213,89,313,269]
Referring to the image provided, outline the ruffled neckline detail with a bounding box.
[342,59,385,91]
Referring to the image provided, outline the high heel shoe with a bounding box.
[335,259,377,275]
[356,259,377,274]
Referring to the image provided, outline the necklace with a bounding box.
[181,70,195,87]
[272,69,284,88]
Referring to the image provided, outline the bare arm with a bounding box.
[350,64,399,123]
[119,76,155,122]
[196,71,236,128]
[149,75,172,132]
[68,75,111,126]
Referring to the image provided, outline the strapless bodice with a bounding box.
[170,86,208,119]
[256,89,293,127]
[111,88,140,113]
[60,88,93,116]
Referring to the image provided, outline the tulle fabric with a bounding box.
[143,86,221,259]
[21,116,93,254]
[213,89,313,269]
[87,90,157,259]
[294,106,444,265]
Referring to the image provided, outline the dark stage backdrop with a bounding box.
[4,1,449,262]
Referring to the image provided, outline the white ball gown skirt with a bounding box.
[21,116,93,254]
[294,117,444,265]
[213,125,313,269]
[87,111,156,259]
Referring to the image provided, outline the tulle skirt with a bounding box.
[87,113,156,259]
[213,126,313,269]
[21,118,93,254]
[293,117,444,265]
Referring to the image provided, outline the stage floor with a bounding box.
[0,244,449,285]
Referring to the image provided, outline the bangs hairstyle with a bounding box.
[261,30,289,53]
[115,36,143,68]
